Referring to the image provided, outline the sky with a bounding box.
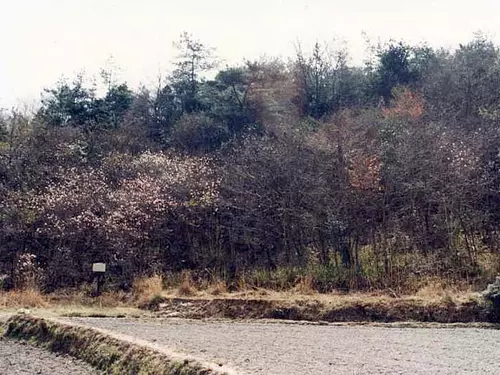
[1,0,499,108]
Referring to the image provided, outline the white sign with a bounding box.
[92,263,106,273]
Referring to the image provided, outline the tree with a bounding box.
[454,35,499,121]
[38,75,96,128]
[294,41,369,118]
[150,81,182,141]
[171,32,218,113]
[295,42,332,118]
[95,83,133,128]
[38,74,133,132]
[0,110,8,142]
[374,42,420,101]
[200,66,256,134]
[420,34,500,126]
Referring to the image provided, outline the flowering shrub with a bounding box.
[17,151,219,288]
[14,253,43,290]
[32,167,108,238]
[348,154,381,191]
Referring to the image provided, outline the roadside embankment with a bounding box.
[142,295,498,324]
[65,316,500,375]
[2,314,237,375]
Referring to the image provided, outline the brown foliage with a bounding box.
[382,87,424,120]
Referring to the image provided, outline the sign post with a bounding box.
[92,263,106,296]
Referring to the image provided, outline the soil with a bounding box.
[0,337,97,375]
[68,316,500,375]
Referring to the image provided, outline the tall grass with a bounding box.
[0,289,49,309]
[132,274,164,303]
[177,270,197,296]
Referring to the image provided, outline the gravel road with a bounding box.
[0,337,97,375]
[68,317,500,375]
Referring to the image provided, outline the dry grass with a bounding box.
[140,289,487,324]
[0,288,49,309]
[208,280,227,296]
[293,275,315,295]
[416,279,449,299]
[177,271,197,296]
[0,271,482,324]
[46,287,131,309]
[46,305,143,318]
[157,282,479,311]
[136,269,480,304]
[413,277,473,304]
[0,283,483,325]
[132,274,164,303]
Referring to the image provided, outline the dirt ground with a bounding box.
[0,337,97,375]
[67,317,500,375]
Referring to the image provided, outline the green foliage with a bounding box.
[295,42,356,118]
[482,277,500,318]
[168,112,229,153]
[309,263,353,292]
[150,84,182,140]
[0,113,8,142]
[246,267,303,290]
[422,34,500,125]
[95,83,134,128]
[374,42,420,101]
[171,32,218,114]
[201,67,255,134]
[38,75,96,128]
[5,34,500,294]
[37,76,133,132]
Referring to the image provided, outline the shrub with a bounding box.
[168,113,229,153]
[482,276,500,319]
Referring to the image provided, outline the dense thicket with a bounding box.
[2,33,500,292]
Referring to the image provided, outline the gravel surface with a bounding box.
[0,337,98,375]
[69,317,500,375]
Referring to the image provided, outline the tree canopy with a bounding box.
[2,33,500,293]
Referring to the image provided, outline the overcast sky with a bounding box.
[1,0,499,108]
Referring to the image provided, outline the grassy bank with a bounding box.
[1,273,498,324]
[142,293,495,324]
